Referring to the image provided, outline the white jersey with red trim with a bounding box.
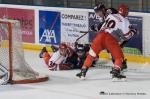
[48,46,73,65]
[47,46,74,70]
[48,51,67,70]
[49,51,66,65]
[101,14,134,44]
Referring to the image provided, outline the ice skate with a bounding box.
[76,68,88,80]
[121,59,128,71]
[110,68,126,82]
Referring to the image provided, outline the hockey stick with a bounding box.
[49,13,60,35]
[75,31,88,42]
[74,31,89,51]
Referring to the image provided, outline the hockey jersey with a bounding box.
[101,14,134,44]
[91,8,118,32]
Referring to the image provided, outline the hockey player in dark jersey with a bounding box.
[73,44,87,69]
[90,2,118,32]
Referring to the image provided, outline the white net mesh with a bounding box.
[0,19,48,83]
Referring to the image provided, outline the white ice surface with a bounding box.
[0,50,150,99]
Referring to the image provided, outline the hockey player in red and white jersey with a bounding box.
[76,4,136,80]
[91,3,136,71]
[39,43,78,71]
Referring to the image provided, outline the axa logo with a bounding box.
[40,29,56,43]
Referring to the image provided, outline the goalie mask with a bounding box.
[0,64,9,85]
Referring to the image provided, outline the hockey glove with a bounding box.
[39,47,47,58]
[51,45,58,52]
[90,25,97,31]
[129,25,137,36]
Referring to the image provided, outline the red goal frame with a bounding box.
[0,21,48,84]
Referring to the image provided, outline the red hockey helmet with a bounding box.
[59,43,67,56]
[59,43,67,49]
[94,2,105,13]
[118,4,129,17]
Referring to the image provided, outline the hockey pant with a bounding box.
[83,31,124,70]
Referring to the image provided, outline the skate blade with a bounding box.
[80,76,86,80]
[112,77,127,82]
[76,76,86,80]
[121,69,128,72]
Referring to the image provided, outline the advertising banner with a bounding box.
[0,8,35,43]
[124,16,143,55]
[61,11,89,48]
[88,12,102,42]
[39,11,61,45]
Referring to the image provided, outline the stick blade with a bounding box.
[80,31,88,33]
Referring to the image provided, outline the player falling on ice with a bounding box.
[39,43,80,70]
[76,4,136,81]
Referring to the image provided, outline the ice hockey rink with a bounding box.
[0,50,150,99]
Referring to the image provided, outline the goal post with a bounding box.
[0,19,49,84]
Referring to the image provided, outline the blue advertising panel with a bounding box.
[39,11,60,45]
[88,12,101,42]
[125,16,143,55]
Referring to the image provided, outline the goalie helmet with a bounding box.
[118,4,129,17]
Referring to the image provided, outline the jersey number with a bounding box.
[104,18,116,28]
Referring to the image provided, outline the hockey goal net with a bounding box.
[0,19,49,84]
